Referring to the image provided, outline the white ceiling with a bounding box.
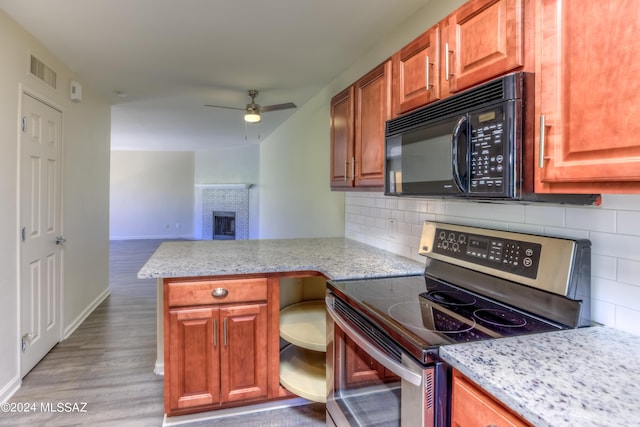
[0,0,430,151]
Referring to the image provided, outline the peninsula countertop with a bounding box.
[137,237,425,280]
[439,326,640,427]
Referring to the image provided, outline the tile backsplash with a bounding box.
[345,192,640,336]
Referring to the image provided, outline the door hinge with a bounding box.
[21,226,26,242]
[21,117,27,132]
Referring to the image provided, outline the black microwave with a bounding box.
[385,72,531,200]
[385,72,598,205]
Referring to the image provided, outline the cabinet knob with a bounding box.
[211,287,229,298]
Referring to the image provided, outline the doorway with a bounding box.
[19,92,63,377]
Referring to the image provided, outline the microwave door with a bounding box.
[389,117,465,196]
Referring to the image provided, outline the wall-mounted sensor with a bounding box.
[70,80,82,102]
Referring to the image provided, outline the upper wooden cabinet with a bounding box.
[331,60,391,190]
[391,0,528,115]
[392,25,443,115]
[444,0,526,93]
[534,0,640,194]
[330,86,354,188]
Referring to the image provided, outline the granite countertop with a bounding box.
[137,237,425,280]
[439,326,640,427]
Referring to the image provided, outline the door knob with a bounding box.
[55,236,66,245]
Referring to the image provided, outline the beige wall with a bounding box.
[110,151,195,239]
[257,0,465,238]
[0,10,111,401]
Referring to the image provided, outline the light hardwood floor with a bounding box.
[0,240,325,427]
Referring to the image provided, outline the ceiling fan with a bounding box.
[205,89,297,123]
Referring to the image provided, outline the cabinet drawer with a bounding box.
[167,278,268,307]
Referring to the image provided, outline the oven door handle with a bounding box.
[326,297,422,386]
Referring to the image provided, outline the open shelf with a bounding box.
[279,345,326,403]
[279,300,326,352]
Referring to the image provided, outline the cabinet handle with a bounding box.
[351,156,355,182]
[539,115,546,168]
[344,160,348,181]
[445,42,450,81]
[425,55,430,89]
[213,318,217,347]
[223,318,228,347]
[211,287,228,298]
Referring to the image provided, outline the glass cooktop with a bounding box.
[328,274,566,363]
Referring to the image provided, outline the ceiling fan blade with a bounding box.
[204,104,244,111]
[259,102,297,113]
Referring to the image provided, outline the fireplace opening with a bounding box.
[213,211,236,240]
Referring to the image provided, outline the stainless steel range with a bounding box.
[326,221,591,427]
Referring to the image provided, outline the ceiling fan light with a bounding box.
[244,111,261,123]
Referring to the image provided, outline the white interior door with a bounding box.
[19,92,63,377]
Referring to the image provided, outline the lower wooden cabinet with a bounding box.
[164,277,278,416]
[451,369,532,427]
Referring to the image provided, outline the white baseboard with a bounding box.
[0,375,21,404]
[63,287,111,339]
[109,234,194,240]
[154,361,164,376]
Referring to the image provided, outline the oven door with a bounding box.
[326,295,448,427]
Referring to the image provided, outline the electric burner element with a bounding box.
[388,302,476,334]
[422,290,477,306]
[473,308,527,328]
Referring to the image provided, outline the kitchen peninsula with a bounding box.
[137,237,424,418]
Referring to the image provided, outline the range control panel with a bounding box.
[431,227,541,279]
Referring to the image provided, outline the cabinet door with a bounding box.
[167,307,219,411]
[445,0,524,93]
[451,370,531,427]
[535,0,640,193]
[330,86,355,188]
[354,60,392,188]
[392,25,441,114]
[220,303,268,403]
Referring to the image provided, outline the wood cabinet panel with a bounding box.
[392,25,442,114]
[167,278,268,307]
[535,0,640,193]
[451,369,531,427]
[330,60,390,190]
[164,276,278,416]
[220,303,268,402]
[167,307,220,410]
[330,86,354,188]
[354,61,392,187]
[445,0,525,93]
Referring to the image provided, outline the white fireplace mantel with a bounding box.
[195,183,253,190]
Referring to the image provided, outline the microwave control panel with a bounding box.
[469,108,509,194]
[431,227,541,279]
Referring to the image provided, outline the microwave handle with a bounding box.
[452,115,468,192]
[326,296,422,386]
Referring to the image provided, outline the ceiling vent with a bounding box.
[30,54,57,89]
